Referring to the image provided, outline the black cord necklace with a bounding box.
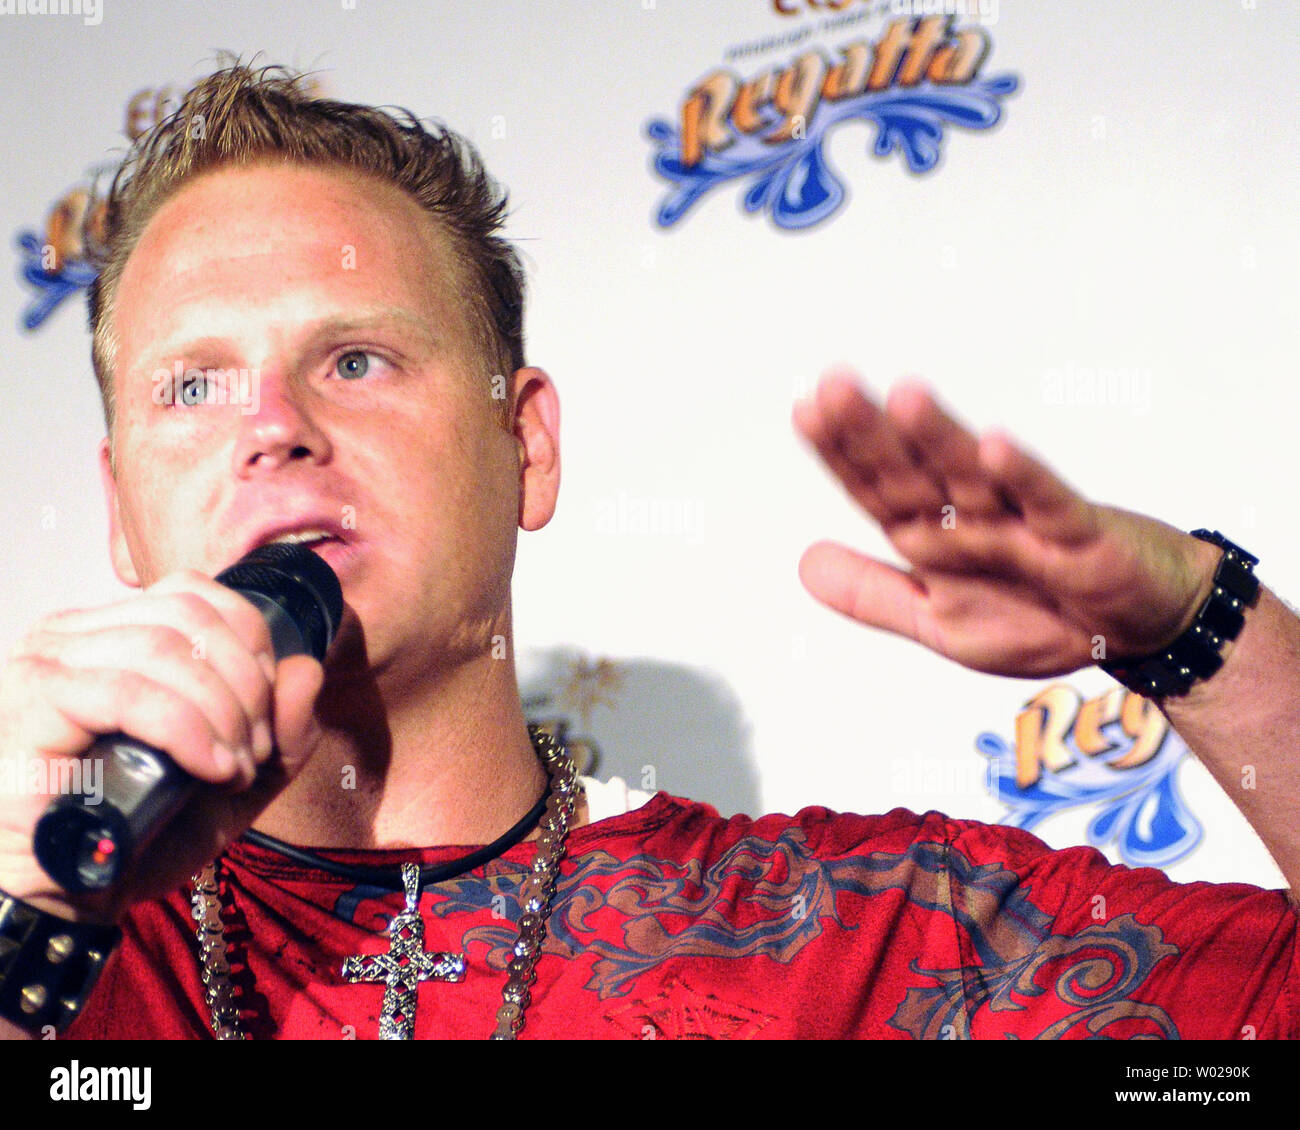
[241,787,549,889]
[193,725,581,1039]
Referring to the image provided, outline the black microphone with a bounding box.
[32,542,344,894]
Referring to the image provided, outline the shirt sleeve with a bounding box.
[937,816,1300,1039]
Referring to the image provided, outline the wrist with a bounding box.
[1101,529,1260,700]
[0,884,121,1034]
[1170,534,1227,638]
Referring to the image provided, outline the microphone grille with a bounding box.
[215,543,344,660]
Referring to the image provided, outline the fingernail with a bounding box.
[212,742,239,776]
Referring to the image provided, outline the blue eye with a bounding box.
[180,371,215,404]
[336,352,370,380]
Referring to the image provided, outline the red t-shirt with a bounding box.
[66,795,1300,1039]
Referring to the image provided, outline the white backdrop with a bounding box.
[2,0,1296,887]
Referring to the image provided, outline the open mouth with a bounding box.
[263,529,337,549]
[240,522,358,577]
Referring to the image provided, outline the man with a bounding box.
[0,62,1296,1040]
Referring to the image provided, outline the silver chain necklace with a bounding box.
[189,725,580,1040]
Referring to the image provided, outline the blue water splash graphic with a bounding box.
[15,231,98,331]
[647,74,1018,231]
[974,727,1202,870]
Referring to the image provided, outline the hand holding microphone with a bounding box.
[0,543,341,919]
[34,542,342,893]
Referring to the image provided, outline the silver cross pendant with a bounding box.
[340,862,466,1039]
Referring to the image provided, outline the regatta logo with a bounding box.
[16,181,106,332]
[17,85,200,331]
[17,73,322,334]
[975,685,1202,869]
[773,0,997,23]
[647,15,1018,230]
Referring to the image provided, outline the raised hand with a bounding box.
[792,370,1222,679]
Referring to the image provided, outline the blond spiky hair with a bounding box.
[86,59,526,431]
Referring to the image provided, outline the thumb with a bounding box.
[102,656,328,906]
[799,540,928,643]
[269,654,326,774]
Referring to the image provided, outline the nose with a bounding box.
[232,371,332,476]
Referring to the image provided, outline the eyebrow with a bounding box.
[307,309,441,349]
[131,307,441,375]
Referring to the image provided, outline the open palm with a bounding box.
[793,371,1219,678]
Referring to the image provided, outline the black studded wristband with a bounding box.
[1100,529,1260,700]
[0,888,119,1035]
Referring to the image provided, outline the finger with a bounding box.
[798,539,930,644]
[886,381,1014,519]
[3,658,242,785]
[817,374,949,520]
[27,626,260,782]
[146,572,276,679]
[267,654,326,776]
[887,518,1026,579]
[36,568,272,645]
[187,656,324,860]
[979,432,1098,545]
[101,661,322,903]
[40,591,274,762]
[797,371,948,524]
[161,655,326,884]
[12,658,323,908]
[793,396,894,520]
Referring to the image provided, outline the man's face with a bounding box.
[101,162,548,680]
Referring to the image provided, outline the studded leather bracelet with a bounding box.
[0,888,119,1035]
[1100,529,1260,700]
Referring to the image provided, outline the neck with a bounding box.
[253,644,551,850]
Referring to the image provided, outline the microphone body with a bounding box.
[32,542,343,894]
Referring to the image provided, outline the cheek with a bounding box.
[403,398,517,502]
[461,420,523,523]
[414,429,518,577]
[112,444,214,576]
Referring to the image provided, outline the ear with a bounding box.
[512,367,560,532]
[98,437,142,588]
